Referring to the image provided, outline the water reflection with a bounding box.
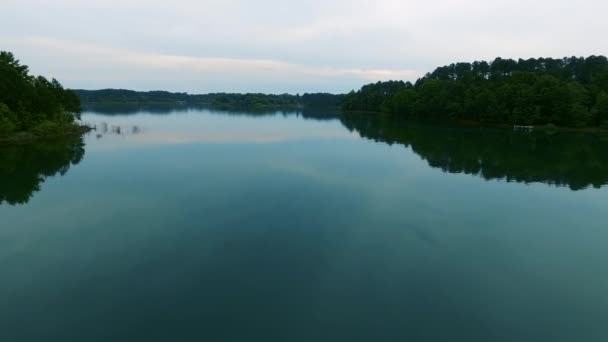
[211,108,341,122]
[82,103,200,115]
[83,103,340,121]
[0,137,85,205]
[81,105,349,146]
[2,108,607,208]
[341,112,608,190]
[91,122,143,139]
[2,107,607,341]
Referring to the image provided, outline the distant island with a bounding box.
[343,56,608,129]
[0,51,85,143]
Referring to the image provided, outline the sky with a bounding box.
[1,0,607,94]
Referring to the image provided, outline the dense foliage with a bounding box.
[343,56,608,127]
[0,51,82,137]
[341,112,608,190]
[75,89,344,110]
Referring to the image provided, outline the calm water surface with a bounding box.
[1,107,608,341]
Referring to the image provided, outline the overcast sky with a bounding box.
[1,0,607,93]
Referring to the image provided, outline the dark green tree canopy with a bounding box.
[343,56,608,128]
[0,51,81,137]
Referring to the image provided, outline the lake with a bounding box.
[1,106,608,341]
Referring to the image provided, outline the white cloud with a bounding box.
[0,36,421,93]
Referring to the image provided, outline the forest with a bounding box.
[343,56,608,128]
[0,51,82,139]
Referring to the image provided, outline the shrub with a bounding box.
[31,121,62,137]
[0,103,17,136]
[545,123,558,130]
[0,117,15,136]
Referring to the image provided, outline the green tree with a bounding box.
[343,55,608,128]
[0,103,16,136]
[0,51,82,138]
[594,92,608,125]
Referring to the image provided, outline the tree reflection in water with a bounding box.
[341,112,608,190]
[4,107,605,208]
[0,137,85,205]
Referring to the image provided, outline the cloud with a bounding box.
[0,35,422,93]
[1,0,607,92]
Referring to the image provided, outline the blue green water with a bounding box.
[1,107,607,341]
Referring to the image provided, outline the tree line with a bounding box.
[0,51,82,138]
[8,50,608,132]
[343,56,608,128]
[75,89,344,110]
